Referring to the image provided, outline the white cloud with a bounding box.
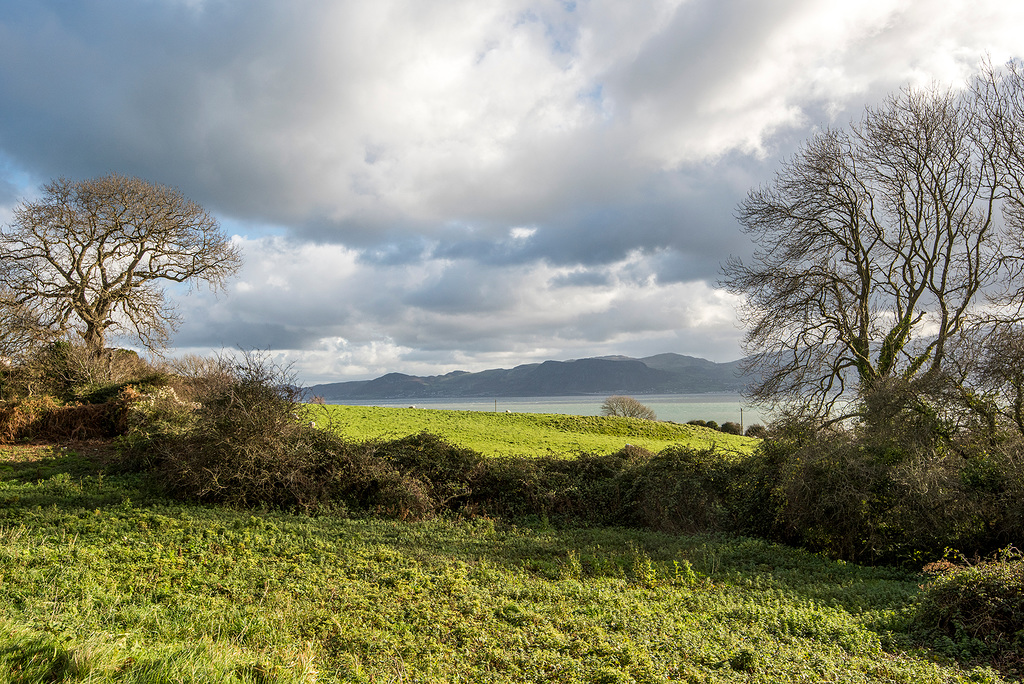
[171,235,744,382]
[2,0,1024,382]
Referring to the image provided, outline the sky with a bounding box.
[1,0,1023,384]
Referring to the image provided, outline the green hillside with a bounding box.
[309,404,756,457]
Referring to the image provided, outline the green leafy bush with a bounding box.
[720,421,743,435]
[620,446,734,533]
[913,550,1024,671]
[739,418,1024,565]
[379,432,484,506]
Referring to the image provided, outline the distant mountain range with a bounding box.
[307,353,750,400]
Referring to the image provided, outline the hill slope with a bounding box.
[310,404,756,457]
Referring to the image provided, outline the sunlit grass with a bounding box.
[308,404,756,457]
[0,444,1008,683]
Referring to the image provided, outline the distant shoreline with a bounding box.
[319,393,769,426]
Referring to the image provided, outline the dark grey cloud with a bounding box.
[357,238,434,267]
[173,319,321,352]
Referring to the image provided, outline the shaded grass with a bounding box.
[310,404,756,458]
[0,445,1012,683]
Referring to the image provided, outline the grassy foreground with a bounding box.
[0,444,1009,683]
[309,404,755,457]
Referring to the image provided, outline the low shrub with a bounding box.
[379,432,484,507]
[719,421,743,435]
[35,401,125,441]
[136,353,339,510]
[124,354,456,517]
[744,424,768,439]
[741,417,1024,565]
[620,446,733,533]
[0,395,62,443]
[465,451,632,523]
[0,394,133,444]
[913,549,1024,672]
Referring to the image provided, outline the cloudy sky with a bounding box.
[1,0,1023,383]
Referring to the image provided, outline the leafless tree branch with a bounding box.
[722,72,1020,424]
[0,174,243,354]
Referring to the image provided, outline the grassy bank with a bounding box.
[309,404,756,457]
[0,444,1010,683]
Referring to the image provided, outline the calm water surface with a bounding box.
[329,394,772,427]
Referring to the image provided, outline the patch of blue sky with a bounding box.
[512,6,579,58]
[217,216,289,240]
[0,153,44,202]
[578,83,613,121]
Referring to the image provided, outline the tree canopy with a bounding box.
[0,174,242,353]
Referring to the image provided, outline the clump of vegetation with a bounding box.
[686,418,752,437]
[600,395,657,420]
[719,420,743,435]
[734,413,1024,566]
[120,353,487,518]
[124,352,346,510]
[0,341,175,444]
[744,423,768,438]
[913,549,1024,673]
[619,445,735,534]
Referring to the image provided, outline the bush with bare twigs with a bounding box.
[600,395,656,420]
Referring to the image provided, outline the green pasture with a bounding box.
[0,445,1007,683]
[308,404,756,457]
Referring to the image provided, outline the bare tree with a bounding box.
[0,174,242,354]
[721,80,1013,422]
[601,395,657,420]
[0,293,49,364]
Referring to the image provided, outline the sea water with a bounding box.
[328,393,772,428]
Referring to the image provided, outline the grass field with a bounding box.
[0,443,1010,683]
[308,404,756,457]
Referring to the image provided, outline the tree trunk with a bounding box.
[82,324,106,358]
